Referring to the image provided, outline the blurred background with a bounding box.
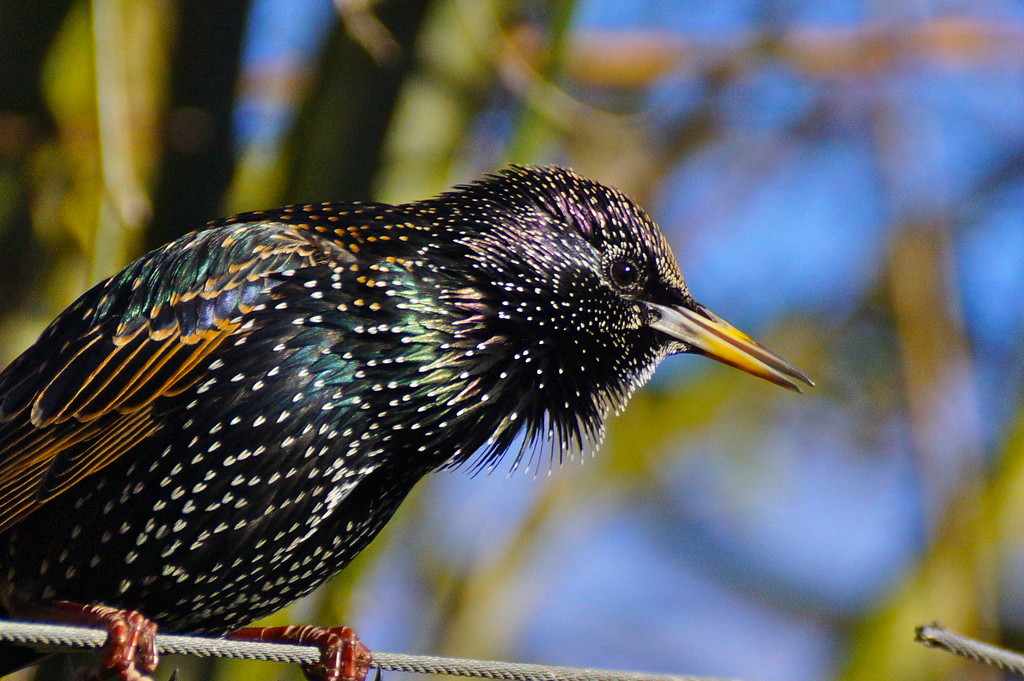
[0,0,1022,679]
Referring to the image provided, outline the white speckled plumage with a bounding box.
[0,166,809,677]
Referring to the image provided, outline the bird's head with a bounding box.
[412,165,811,470]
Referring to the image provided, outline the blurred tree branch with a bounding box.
[509,17,1024,86]
[0,0,73,321]
[147,0,251,249]
[283,0,434,204]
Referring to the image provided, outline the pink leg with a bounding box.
[9,601,158,680]
[230,625,373,681]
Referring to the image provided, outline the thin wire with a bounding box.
[0,620,733,681]
[915,623,1024,676]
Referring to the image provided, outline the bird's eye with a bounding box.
[609,258,643,290]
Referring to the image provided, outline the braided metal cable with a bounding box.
[915,623,1024,676]
[0,620,732,681]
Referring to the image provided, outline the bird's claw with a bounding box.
[302,626,373,681]
[11,601,159,681]
[82,608,159,681]
[230,624,373,681]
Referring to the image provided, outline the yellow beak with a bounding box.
[648,302,814,392]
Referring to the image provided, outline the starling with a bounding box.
[0,165,810,680]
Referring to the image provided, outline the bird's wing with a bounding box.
[0,221,352,532]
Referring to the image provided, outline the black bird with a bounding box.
[0,165,810,680]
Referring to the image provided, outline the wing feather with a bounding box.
[0,221,354,533]
[38,409,160,499]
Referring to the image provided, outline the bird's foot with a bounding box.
[83,607,158,681]
[11,601,158,680]
[230,625,373,681]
